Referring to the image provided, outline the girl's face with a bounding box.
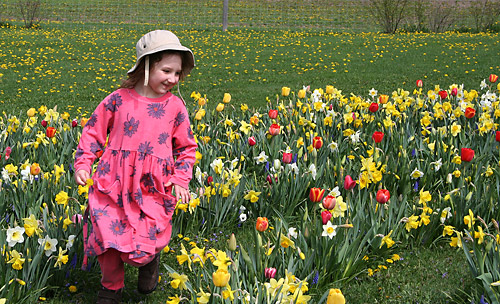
[146,53,182,98]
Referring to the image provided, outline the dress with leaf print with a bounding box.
[74,88,197,264]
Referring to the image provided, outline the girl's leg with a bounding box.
[97,249,125,290]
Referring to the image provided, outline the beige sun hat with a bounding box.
[128,30,195,86]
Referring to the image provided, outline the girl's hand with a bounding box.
[75,169,90,186]
[165,181,191,204]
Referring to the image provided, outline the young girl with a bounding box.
[74,30,197,304]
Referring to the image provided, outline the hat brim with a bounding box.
[127,44,195,76]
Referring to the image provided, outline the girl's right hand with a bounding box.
[75,169,90,186]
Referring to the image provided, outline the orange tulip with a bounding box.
[256,217,269,232]
[464,107,475,119]
[378,94,389,104]
[46,127,57,138]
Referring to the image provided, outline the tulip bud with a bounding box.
[4,146,12,160]
[266,174,278,185]
[227,233,237,251]
[265,267,277,279]
[248,136,257,146]
[376,189,390,204]
[416,79,423,88]
[322,195,336,210]
[496,131,500,142]
[321,210,333,225]
[344,175,356,190]
[268,109,278,119]
[326,85,334,94]
[273,159,281,171]
[71,119,78,128]
[41,120,48,128]
[304,226,310,238]
[256,217,269,232]
[206,176,213,185]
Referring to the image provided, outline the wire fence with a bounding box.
[0,0,492,32]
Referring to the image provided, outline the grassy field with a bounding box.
[0,24,499,116]
[1,3,500,303]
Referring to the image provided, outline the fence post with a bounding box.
[222,0,228,31]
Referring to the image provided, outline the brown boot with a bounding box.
[97,287,122,304]
[137,253,160,294]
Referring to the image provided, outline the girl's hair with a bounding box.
[121,50,191,89]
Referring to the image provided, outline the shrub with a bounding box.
[367,0,410,33]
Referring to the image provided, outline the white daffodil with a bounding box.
[431,158,442,172]
[369,88,378,98]
[288,227,298,239]
[210,158,224,175]
[38,235,58,257]
[308,163,317,180]
[254,151,268,164]
[6,226,25,247]
[322,222,337,239]
[66,235,76,250]
[410,168,424,179]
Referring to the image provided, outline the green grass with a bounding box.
[0,25,499,116]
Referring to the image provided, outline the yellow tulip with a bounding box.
[326,85,334,94]
[212,269,230,287]
[198,97,207,106]
[327,288,345,304]
[223,93,231,103]
[298,89,306,99]
[281,87,290,97]
[216,103,225,112]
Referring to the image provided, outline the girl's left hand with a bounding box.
[165,181,191,204]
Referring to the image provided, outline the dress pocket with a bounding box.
[93,178,121,195]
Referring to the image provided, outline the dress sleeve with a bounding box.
[168,103,198,189]
[74,94,116,174]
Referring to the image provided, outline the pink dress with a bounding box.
[74,88,197,265]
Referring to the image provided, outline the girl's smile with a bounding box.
[137,53,182,98]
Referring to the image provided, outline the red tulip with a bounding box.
[496,131,500,142]
[282,152,293,164]
[309,187,325,203]
[41,120,48,127]
[269,124,280,136]
[256,217,269,232]
[461,148,474,162]
[312,136,323,149]
[266,174,278,185]
[265,267,277,279]
[321,210,332,225]
[372,131,384,143]
[322,195,336,210]
[438,90,448,100]
[416,79,423,88]
[248,136,257,146]
[451,87,458,96]
[464,107,475,119]
[206,176,213,185]
[268,109,278,119]
[376,189,390,204]
[72,119,78,128]
[344,175,356,190]
[4,146,12,160]
[46,127,57,138]
[368,102,379,113]
[490,74,498,83]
